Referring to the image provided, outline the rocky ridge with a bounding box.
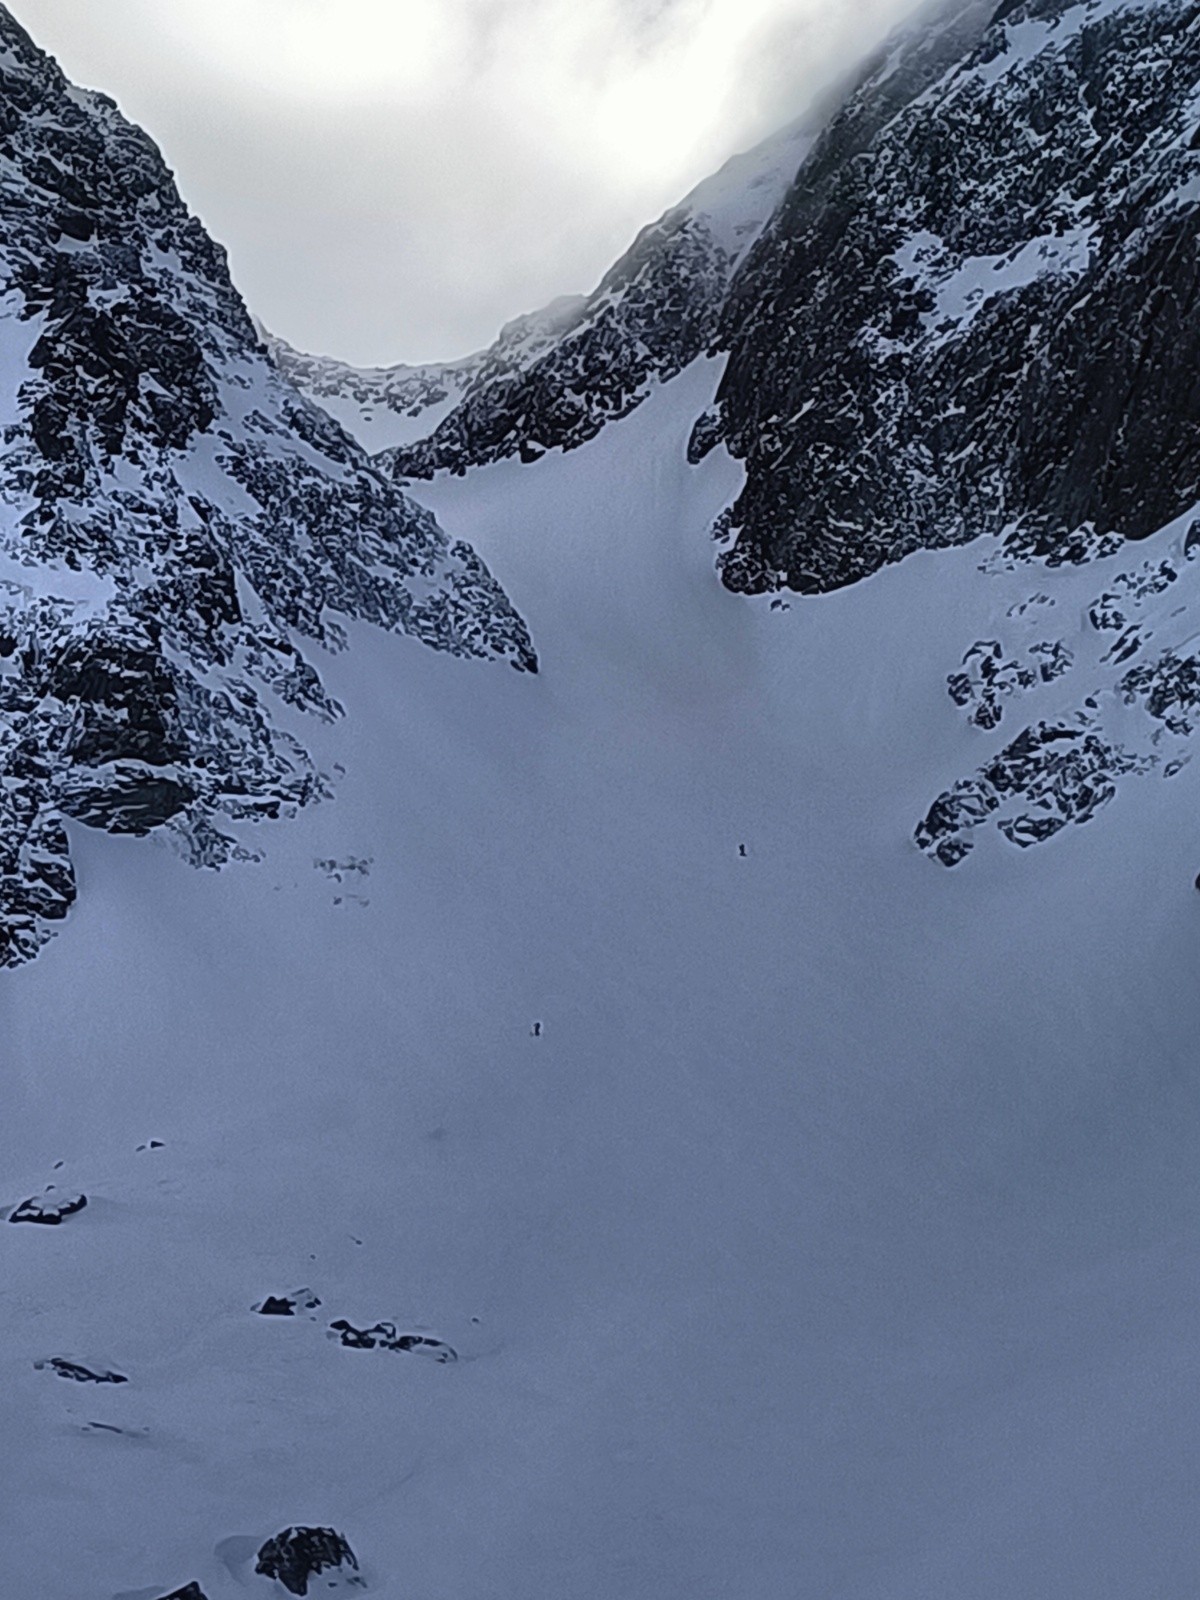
[269,115,819,479]
[0,8,535,967]
[708,0,1200,594]
[279,0,1199,611]
[263,296,585,456]
[272,0,1199,606]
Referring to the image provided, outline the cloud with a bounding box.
[7,0,920,364]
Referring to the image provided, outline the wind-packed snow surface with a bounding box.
[8,356,1200,1598]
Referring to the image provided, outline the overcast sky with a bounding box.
[10,0,918,365]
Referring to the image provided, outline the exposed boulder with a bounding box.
[329,1318,457,1361]
[254,1527,360,1596]
[9,1190,87,1224]
[257,1297,296,1317]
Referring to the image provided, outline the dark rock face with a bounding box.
[157,1586,208,1600]
[255,1527,359,1596]
[9,1190,86,1223]
[385,219,730,478]
[710,0,1200,594]
[0,7,535,967]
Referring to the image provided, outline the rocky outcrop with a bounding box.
[947,637,1074,729]
[916,717,1149,863]
[709,0,1200,593]
[0,7,535,967]
[257,1296,296,1317]
[912,536,1200,865]
[255,1289,321,1317]
[9,1190,86,1223]
[329,1318,457,1361]
[301,118,817,476]
[255,1527,360,1596]
[35,1356,126,1382]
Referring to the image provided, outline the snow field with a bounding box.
[6,360,1200,1598]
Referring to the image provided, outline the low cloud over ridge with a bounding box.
[9,0,919,363]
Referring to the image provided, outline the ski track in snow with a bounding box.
[5,358,1200,1597]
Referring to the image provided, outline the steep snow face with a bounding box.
[708,0,1200,592]
[7,358,1200,1600]
[272,115,818,474]
[0,8,534,968]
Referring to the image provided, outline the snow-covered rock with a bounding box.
[8,1188,87,1223]
[272,116,819,477]
[0,6,535,968]
[262,297,585,457]
[711,0,1200,592]
[254,1528,361,1597]
[34,1354,128,1382]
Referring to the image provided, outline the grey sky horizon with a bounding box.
[9,0,920,366]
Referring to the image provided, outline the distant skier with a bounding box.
[738,843,747,858]
[531,1021,542,1038]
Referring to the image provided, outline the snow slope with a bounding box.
[7,357,1200,1599]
